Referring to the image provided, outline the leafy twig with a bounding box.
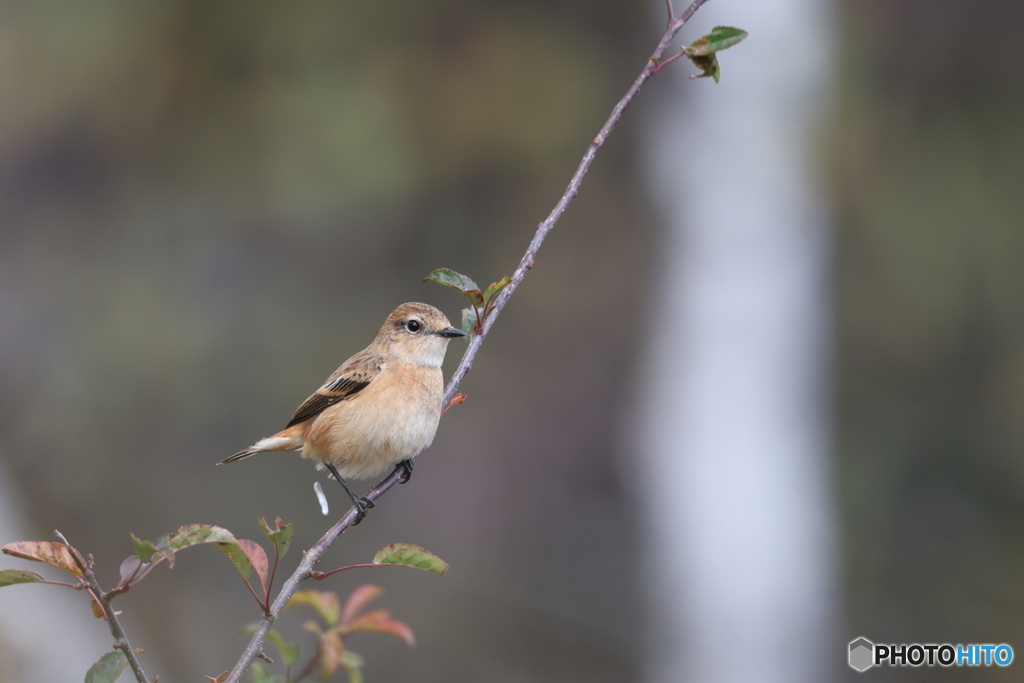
[55,531,153,683]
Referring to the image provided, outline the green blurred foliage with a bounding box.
[834,0,1024,680]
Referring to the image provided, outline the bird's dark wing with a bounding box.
[285,352,380,427]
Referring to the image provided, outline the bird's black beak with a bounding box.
[435,326,466,338]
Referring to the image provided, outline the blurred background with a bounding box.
[0,0,1022,682]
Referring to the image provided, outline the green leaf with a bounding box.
[2,541,83,577]
[685,26,748,56]
[130,534,162,564]
[481,276,512,306]
[424,268,479,293]
[424,268,485,306]
[216,543,251,580]
[461,307,477,336]
[265,628,299,667]
[166,524,238,551]
[84,651,128,683]
[685,26,747,84]
[287,589,341,625]
[339,650,365,683]
[247,662,278,683]
[132,525,248,574]
[235,539,268,592]
[172,524,251,576]
[257,517,294,559]
[238,625,299,668]
[372,543,448,576]
[0,569,44,587]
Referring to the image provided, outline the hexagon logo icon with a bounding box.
[849,637,875,672]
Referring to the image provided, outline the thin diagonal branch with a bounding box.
[55,531,152,683]
[224,2,711,680]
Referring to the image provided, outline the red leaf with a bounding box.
[340,584,383,626]
[348,609,415,646]
[237,539,269,595]
[2,541,83,577]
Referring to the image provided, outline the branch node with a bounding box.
[258,652,273,664]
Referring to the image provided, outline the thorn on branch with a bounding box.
[257,652,273,664]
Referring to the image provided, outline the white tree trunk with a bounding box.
[631,1,837,681]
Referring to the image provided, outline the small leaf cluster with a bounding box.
[684,26,748,83]
[424,268,511,335]
[251,584,412,683]
[2,523,446,683]
[239,543,447,682]
[129,518,294,613]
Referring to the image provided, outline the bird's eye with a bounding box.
[407,320,422,333]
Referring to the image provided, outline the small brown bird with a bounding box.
[220,302,465,518]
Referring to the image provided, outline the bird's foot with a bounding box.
[325,462,375,524]
[398,458,414,484]
[350,496,375,525]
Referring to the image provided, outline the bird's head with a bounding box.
[377,302,465,366]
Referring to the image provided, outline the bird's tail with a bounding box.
[218,428,305,465]
[219,449,258,465]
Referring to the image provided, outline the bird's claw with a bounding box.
[350,496,375,525]
[398,459,414,484]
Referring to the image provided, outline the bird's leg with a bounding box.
[398,458,414,484]
[325,463,374,524]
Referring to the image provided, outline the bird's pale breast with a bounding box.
[301,360,444,479]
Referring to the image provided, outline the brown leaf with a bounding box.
[2,541,83,577]
[203,673,229,683]
[91,599,106,619]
